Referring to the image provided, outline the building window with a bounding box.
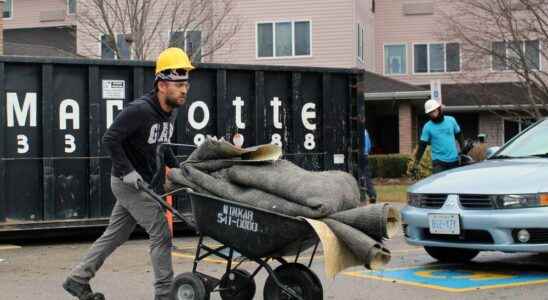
[504,118,536,143]
[67,0,76,15]
[101,34,131,59]
[384,44,406,75]
[117,34,131,59]
[492,40,540,71]
[169,31,202,62]
[101,35,115,59]
[3,0,12,19]
[257,21,311,58]
[413,42,460,73]
[357,24,365,62]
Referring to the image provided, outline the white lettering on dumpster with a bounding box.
[106,100,124,129]
[233,97,246,129]
[7,92,37,127]
[217,205,259,232]
[59,99,80,154]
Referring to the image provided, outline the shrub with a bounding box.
[406,146,432,179]
[369,154,412,178]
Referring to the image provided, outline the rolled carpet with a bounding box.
[327,203,401,241]
[322,219,391,270]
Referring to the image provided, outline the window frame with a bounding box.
[3,0,13,20]
[412,41,462,75]
[357,23,365,63]
[255,20,313,60]
[99,33,132,60]
[383,43,408,75]
[167,30,203,62]
[67,0,76,15]
[490,40,542,72]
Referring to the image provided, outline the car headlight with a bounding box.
[497,194,548,208]
[408,193,421,207]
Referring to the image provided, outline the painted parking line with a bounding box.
[345,265,548,292]
[0,245,21,251]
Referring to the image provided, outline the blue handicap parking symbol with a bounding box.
[346,265,548,292]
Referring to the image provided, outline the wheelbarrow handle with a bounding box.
[151,143,197,191]
[137,180,196,229]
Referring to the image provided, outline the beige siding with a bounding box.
[207,0,357,68]
[355,0,376,71]
[3,0,75,30]
[76,0,378,69]
[0,0,3,54]
[479,112,504,147]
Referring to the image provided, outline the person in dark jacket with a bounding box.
[412,99,465,176]
[63,48,194,300]
[360,116,377,204]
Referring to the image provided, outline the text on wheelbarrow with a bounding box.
[217,205,259,232]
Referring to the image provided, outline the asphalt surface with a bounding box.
[1,206,548,300]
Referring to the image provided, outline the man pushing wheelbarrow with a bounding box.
[63,47,194,300]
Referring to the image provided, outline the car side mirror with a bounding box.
[485,146,501,159]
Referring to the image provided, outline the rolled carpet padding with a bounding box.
[327,204,401,241]
[322,219,391,270]
[172,166,327,218]
[167,137,395,271]
[226,160,361,214]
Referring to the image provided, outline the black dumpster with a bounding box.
[0,56,365,233]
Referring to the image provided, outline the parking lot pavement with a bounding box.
[1,228,548,300]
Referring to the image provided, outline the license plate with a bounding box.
[428,213,460,235]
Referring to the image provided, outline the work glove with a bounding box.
[123,170,143,191]
[410,163,420,180]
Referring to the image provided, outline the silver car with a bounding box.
[401,118,548,263]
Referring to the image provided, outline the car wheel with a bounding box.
[424,246,479,263]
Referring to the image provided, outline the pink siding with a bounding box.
[374,0,524,85]
[3,0,75,30]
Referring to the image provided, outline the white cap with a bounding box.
[424,99,441,114]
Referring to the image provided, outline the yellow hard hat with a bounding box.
[155,47,194,74]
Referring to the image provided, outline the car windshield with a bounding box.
[495,119,548,158]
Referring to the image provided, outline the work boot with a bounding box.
[369,197,377,204]
[63,277,102,300]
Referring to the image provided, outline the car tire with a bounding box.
[424,246,479,263]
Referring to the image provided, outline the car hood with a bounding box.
[409,158,548,195]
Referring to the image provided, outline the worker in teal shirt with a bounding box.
[412,99,464,175]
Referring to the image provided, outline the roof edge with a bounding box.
[364,90,431,101]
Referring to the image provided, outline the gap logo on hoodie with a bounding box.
[147,122,174,144]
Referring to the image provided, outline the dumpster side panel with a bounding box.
[50,65,90,220]
[294,72,323,171]
[222,70,256,147]
[177,69,217,150]
[263,72,291,153]
[4,63,44,221]
[98,67,133,217]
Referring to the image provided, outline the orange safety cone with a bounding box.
[165,167,174,238]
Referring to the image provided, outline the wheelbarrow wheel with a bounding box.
[263,263,323,300]
[220,269,256,300]
[170,272,209,300]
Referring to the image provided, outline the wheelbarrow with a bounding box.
[140,143,323,300]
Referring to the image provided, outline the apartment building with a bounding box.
[3,0,78,57]
[369,0,540,154]
[40,0,539,154]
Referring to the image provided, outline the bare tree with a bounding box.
[77,0,241,61]
[439,0,548,119]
